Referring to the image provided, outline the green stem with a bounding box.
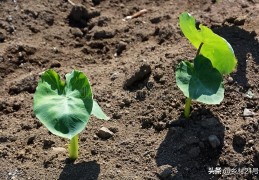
[184,97,192,118]
[69,134,79,160]
[183,42,203,119]
[196,42,204,57]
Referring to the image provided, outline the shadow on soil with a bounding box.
[59,160,100,180]
[213,26,259,87]
[156,109,225,179]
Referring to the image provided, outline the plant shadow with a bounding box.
[58,160,100,180]
[213,26,259,87]
[156,109,225,179]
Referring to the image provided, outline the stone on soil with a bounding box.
[243,108,255,117]
[208,135,220,148]
[157,165,173,179]
[97,127,114,139]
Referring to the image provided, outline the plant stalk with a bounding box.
[196,42,204,57]
[184,42,204,119]
[69,134,79,160]
[184,97,192,118]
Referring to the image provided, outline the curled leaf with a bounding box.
[180,12,237,74]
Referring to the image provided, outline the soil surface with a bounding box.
[0,0,259,180]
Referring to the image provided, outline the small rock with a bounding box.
[110,72,119,81]
[116,41,127,56]
[248,139,254,145]
[93,29,115,39]
[227,76,234,84]
[157,165,173,179]
[208,135,220,148]
[245,90,254,99]
[188,147,200,158]
[124,63,151,88]
[97,127,114,139]
[70,28,83,37]
[6,15,13,22]
[52,147,66,153]
[243,108,255,117]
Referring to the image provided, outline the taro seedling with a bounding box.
[33,69,109,160]
[176,12,237,118]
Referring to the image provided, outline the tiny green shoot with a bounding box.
[176,12,237,118]
[33,69,109,160]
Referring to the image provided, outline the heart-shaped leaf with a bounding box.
[33,70,93,139]
[179,12,237,74]
[176,55,224,104]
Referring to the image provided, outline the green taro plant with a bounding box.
[176,12,237,118]
[33,69,109,160]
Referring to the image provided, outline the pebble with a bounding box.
[70,28,84,37]
[97,127,114,139]
[227,76,234,84]
[6,15,13,22]
[243,108,255,117]
[110,72,119,81]
[208,135,220,148]
[115,41,127,56]
[52,147,66,153]
[157,165,173,179]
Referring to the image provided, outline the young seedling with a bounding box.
[176,12,237,118]
[33,69,109,160]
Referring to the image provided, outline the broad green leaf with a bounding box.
[33,70,93,139]
[92,100,110,120]
[176,55,224,104]
[179,12,237,74]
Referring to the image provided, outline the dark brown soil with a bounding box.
[0,0,258,180]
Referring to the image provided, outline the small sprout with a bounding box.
[33,69,109,160]
[176,12,237,118]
